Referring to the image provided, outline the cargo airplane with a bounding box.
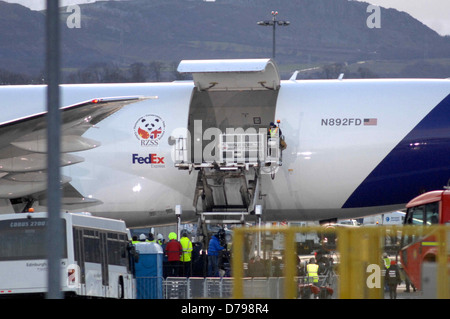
[0,59,449,228]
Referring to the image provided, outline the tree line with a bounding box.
[0,61,380,85]
[0,61,190,85]
[2,60,448,85]
[65,61,191,84]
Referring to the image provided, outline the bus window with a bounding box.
[107,232,129,267]
[425,202,439,225]
[0,219,67,261]
[83,229,101,263]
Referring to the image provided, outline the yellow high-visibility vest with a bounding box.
[270,127,279,137]
[384,257,391,269]
[307,263,319,283]
[180,237,193,262]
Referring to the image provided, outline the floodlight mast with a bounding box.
[257,11,290,59]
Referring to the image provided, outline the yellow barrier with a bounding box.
[231,225,449,299]
[337,226,384,299]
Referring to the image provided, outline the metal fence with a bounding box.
[162,275,338,299]
[163,277,233,299]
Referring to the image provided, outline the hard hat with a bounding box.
[168,232,177,240]
[139,233,146,240]
[157,234,163,240]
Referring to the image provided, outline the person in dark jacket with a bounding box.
[207,232,225,277]
[386,260,401,299]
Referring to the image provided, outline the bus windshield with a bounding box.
[0,218,67,261]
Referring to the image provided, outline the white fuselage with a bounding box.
[1,78,449,227]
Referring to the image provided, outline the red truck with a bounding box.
[400,190,450,290]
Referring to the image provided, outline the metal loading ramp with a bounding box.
[174,131,282,227]
[175,59,284,227]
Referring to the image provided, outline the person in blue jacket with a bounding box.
[208,230,225,277]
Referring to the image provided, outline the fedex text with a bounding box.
[132,153,165,167]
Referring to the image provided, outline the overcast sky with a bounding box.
[2,0,450,35]
[358,0,450,36]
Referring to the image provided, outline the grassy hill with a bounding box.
[1,0,449,83]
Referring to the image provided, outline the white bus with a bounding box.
[0,212,137,298]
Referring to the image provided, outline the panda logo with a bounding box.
[134,114,165,146]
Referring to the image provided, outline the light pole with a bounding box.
[257,11,290,59]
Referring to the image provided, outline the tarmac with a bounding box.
[384,282,423,299]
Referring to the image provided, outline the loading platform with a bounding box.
[173,59,284,228]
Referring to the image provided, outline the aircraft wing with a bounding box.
[0,96,149,211]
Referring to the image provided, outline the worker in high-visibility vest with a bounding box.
[180,231,193,277]
[147,233,156,243]
[268,121,283,137]
[131,235,139,245]
[382,253,391,292]
[383,253,391,270]
[268,122,286,154]
[306,258,319,284]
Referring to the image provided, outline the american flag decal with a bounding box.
[364,118,378,126]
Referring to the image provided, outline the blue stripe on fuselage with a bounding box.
[343,93,450,208]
